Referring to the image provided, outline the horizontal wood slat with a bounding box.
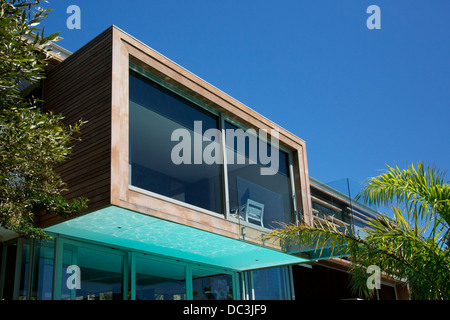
[41,27,113,226]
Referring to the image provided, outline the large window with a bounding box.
[129,65,296,228]
[225,121,294,229]
[129,69,223,214]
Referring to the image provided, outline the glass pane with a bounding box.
[192,268,233,300]
[31,239,54,300]
[251,267,291,300]
[225,121,293,229]
[18,241,30,300]
[61,244,123,300]
[135,257,186,300]
[129,70,223,214]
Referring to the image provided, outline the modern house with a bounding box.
[0,26,408,300]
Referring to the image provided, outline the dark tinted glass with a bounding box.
[129,70,223,214]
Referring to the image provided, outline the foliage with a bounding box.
[266,163,450,300]
[0,0,88,240]
[359,163,450,247]
[0,0,59,100]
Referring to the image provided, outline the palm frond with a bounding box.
[358,162,450,241]
[267,203,450,298]
[269,162,450,299]
[265,219,359,260]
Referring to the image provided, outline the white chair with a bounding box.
[245,199,264,227]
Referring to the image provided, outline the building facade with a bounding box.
[0,26,408,300]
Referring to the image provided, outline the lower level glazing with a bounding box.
[0,235,294,300]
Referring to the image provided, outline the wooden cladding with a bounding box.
[40,27,114,227]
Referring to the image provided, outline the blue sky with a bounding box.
[40,0,450,193]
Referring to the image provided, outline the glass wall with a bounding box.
[192,267,234,300]
[129,65,297,229]
[135,256,186,300]
[129,69,223,214]
[1,239,56,300]
[0,236,297,300]
[249,267,293,300]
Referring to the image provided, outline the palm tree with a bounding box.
[266,162,450,299]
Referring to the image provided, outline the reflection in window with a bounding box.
[135,257,186,300]
[251,267,292,300]
[225,121,293,229]
[193,268,233,300]
[61,244,123,300]
[129,70,223,214]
